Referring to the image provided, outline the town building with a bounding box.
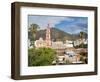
[65,40,73,48]
[52,41,66,56]
[74,39,88,46]
[34,37,46,48]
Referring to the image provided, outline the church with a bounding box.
[34,24,51,48]
[34,24,73,50]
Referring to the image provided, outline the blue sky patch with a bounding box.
[28,15,88,34]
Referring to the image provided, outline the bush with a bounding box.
[80,52,88,64]
[28,47,56,66]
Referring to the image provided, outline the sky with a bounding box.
[28,15,88,34]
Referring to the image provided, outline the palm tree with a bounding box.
[80,31,84,48]
[28,24,40,47]
[30,24,40,37]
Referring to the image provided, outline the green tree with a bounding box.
[80,31,84,48]
[28,47,56,66]
[80,31,84,40]
[28,24,40,47]
[80,52,88,64]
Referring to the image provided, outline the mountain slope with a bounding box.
[35,27,87,41]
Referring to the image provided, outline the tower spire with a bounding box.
[45,24,51,47]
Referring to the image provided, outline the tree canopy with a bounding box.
[28,23,40,47]
[28,47,56,66]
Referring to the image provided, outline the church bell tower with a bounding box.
[45,24,51,47]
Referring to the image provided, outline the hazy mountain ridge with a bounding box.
[35,27,87,41]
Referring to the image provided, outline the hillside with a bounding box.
[35,27,87,42]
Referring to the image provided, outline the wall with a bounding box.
[0,0,100,82]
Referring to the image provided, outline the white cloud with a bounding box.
[28,16,67,29]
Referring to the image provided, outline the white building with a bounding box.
[65,40,73,48]
[51,41,66,56]
[34,37,46,48]
[28,39,33,48]
[83,39,88,44]
[52,41,66,49]
[74,39,88,46]
[74,39,81,46]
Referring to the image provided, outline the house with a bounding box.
[74,39,88,46]
[51,41,66,56]
[65,40,73,48]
